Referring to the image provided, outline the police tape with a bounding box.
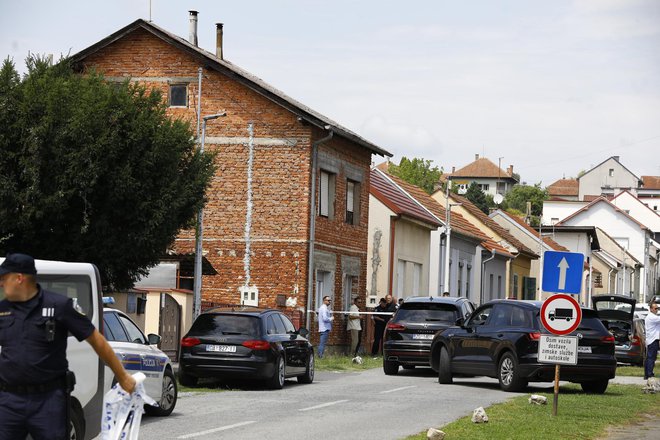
[306,310,394,316]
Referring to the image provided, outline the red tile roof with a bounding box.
[502,213,570,252]
[370,169,442,227]
[642,176,660,189]
[556,196,650,231]
[447,157,517,181]
[547,178,578,197]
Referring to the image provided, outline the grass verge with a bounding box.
[316,354,383,371]
[405,383,660,440]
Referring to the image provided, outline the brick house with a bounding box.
[72,14,390,352]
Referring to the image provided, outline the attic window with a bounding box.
[169,84,187,107]
[609,168,614,177]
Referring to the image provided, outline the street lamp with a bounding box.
[193,112,226,320]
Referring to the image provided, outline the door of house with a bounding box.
[158,293,181,361]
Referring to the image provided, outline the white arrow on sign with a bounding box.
[557,257,569,290]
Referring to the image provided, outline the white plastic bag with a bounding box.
[101,372,157,440]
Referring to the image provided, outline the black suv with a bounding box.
[430,299,616,393]
[178,307,314,389]
[592,294,646,366]
[383,296,474,375]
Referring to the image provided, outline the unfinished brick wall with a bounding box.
[81,27,374,352]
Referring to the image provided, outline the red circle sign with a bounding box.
[540,294,582,335]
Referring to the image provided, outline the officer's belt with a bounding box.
[0,376,67,394]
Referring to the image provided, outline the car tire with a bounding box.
[268,355,285,389]
[498,352,527,392]
[438,346,453,384]
[145,368,178,416]
[178,370,198,387]
[580,379,609,394]
[298,352,315,384]
[69,404,85,440]
[383,358,399,375]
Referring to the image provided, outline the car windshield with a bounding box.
[190,314,261,337]
[394,304,457,323]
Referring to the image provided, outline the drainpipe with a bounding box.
[305,126,333,330]
[607,267,615,293]
[480,250,497,305]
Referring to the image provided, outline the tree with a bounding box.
[0,56,215,290]
[388,157,442,194]
[465,182,490,214]
[501,183,548,226]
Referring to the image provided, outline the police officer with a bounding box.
[0,253,136,440]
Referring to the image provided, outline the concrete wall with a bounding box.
[542,201,587,225]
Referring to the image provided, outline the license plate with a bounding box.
[207,344,237,353]
[578,346,592,353]
[412,334,434,340]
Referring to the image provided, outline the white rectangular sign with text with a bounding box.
[538,335,578,365]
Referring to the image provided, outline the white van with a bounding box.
[0,257,105,440]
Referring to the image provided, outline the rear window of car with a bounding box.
[190,314,261,337]
[393,303,458,324]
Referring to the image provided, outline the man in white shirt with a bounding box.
[318,296,334,358]
[347,296,362,357]
[644,301,660,381]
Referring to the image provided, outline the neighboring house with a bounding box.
[593,228,641,297]
[610,190,660,235]
[542,199,588,226]
[489,210,571,300]
[445,154,518,197]
[431,191,537,301]
[638,176,660,212]
[72,14,390,352]
[547,178,579,201]
[578,156,641,201]
[368,169,442,303]
[556,197,654,301]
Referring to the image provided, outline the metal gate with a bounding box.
[158,293,181,361]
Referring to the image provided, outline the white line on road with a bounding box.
[176,421,257,439]
[299,399,349,412]
[380,385,417,394]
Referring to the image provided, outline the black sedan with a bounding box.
[430,299,617,393]
[383,296,474,375]
[178,307,314,389]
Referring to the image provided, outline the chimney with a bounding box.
[612,155,620,162]
[188,10,198,46]
[216,23,224,60]
[475,154,479,161]
[507,165,514,175]
[452,166,455,173]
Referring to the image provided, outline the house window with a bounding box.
[512,274,519,299]
[609,168,614,177]
[466,265,471,297]
[315,270,332,311]
[169,84,187,107]
[497,275,502,298]
[457,262,463,296]
[496,182,506,194]
[593,273,603,288]
[318,170,336,218]
[412,263,422,296]
[345,179,360,225]
[479,184,490,191]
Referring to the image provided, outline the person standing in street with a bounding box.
[644,301,660,382]
[347,296,361,357]
[0,253,136,440]
[317,296,333,358]
[371,297,386,355]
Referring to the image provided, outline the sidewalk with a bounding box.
[596,376,660,440]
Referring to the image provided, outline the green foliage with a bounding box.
[0,55,215,290]
[388,157,442,194]
[465,182,489,214]
[316,354,382,371]
[501,183,548,225]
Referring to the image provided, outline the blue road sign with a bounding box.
[542,251,584,294]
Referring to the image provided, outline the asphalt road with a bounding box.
[134,367,556,440]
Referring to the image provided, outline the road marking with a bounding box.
[177,421,256,438]
[380,385,416,394]
[299,399,349,412]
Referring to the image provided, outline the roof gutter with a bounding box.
[306,127,333,330]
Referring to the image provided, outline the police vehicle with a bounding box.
[102,307,177,417]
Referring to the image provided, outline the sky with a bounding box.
[1,0,659,186]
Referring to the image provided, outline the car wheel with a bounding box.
[580,379,609,394]
[69,405,84,440]
[498,352,527,392]
[268,356,285,389]
[178,369,198,387]
[383,358,399,375]
[298,352,315,384]
[146,368,178,416]
[402,365,415,370]
[438,346,453,384]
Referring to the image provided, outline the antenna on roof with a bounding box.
[149,0,152,22]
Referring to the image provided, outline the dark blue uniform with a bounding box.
[0,286,95,440]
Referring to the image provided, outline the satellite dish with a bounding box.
[494,193,504,205]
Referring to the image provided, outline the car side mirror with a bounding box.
[455,317,464,327]
[298,327,309,338]
[147,333,161,346]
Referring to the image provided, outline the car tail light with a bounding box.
[181,337,201,347]
[527,332,541,341]
[242,340,271,350]
[631,335,641,346]
[386,322,406,331]
[601,335,615,344]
